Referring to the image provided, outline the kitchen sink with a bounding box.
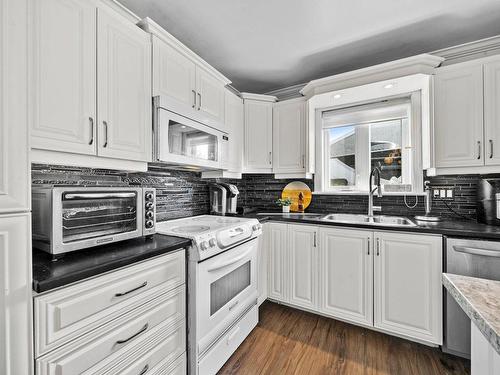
[321,213,416,227]
[257,212,324,218]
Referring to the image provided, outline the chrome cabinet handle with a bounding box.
[197,93,201,110]
[302,154,305,169]
[138,364,149,375]
[116,323,148,345]
[313,232,317,247]
[115,281,148,297]
[376,238,380,256]
[490,139,494,159]
[88,117,94,145]
[367,237,370,255]
[477,140,481,159]
[269,151,272,165]
[103,121,109,148]
[192,89,196,109]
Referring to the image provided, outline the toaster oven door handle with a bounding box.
[64,192,137,200]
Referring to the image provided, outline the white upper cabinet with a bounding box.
[319,227,373,327]
[223,90,244,172]
[242,94,276,173]
[97,6,151,162]
[374,231,442,345]
[30,0,97,155]
[272,98,307,175]
[196,67,225,124]
[484,57,500,166]
[434,63,484,168]
[1,0,30,213]
[288,224,318,310]
[152,36,196,109]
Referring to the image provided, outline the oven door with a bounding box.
[52,187,143,255]
[197,239,258,353]
[155,104,224,170]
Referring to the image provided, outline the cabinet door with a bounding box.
[484,58,500,166]
[319,227,373,326]
[273,99,306,173]
[258,223,269,305]
[288,224,318,310]
[97,7,152,162]
[0,214,33,375]
[244,100,273,172]
[267,223,288,302]
[1,0,30,213]
[30,0,97,155]
[374,231,442,344]
[152,36,196,109]
[196,67,225,124]
[434,64,484,167]
[223,90,244,172]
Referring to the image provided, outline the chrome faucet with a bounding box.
[368,166,382,217]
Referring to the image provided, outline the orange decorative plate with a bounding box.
[281,181,312,212]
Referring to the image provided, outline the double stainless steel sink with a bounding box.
[257,212,416,228]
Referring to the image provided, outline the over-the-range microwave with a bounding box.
[32,187,156,256]
[153,96,228,170]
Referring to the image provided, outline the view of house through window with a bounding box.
[322,100,411,192]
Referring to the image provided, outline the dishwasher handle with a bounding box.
[453,245,500,258]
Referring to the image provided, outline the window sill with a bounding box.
[312,190,425,196]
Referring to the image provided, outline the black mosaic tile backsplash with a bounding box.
[31,163,500,221]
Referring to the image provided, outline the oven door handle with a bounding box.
[207,247,254,273]
[64,192,137,200]
[453,245,500,258]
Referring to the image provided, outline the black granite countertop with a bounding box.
[33,234,192,293]
[237,211,500,240]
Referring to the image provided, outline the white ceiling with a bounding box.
[119,0,500,93]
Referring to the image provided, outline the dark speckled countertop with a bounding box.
[33,234,192,293]
[237,211,500,240]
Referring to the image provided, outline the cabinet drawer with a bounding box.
[36,286,186,375]
[198,305,258,375]
[35,250,185,356]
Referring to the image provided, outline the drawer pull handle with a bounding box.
[116,323,148,345]
[138,364,149,375]
[115,281,148,297]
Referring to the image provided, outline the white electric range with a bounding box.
[156,215,262,375]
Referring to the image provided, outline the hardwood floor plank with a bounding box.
[218,302,470,375]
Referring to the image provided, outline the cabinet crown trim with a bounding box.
[300,54,443,97]
[241,92,278,102]
[138,17,231,86]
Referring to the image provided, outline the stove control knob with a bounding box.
[145,220,154,229]
[145,211,154,219]
[209,238,216,247]
[252,224,261,231]
[145,202,154,209]
[145,192,154,201]
[200,241,208,251]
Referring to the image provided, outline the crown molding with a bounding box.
[101,0,141,23]
[240,92,277,102]
[137,17,232,86]
[300,54,443,98]
[265,83,306,101]
[432,35,500,66]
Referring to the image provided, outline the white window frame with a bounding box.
[315,91,424,195]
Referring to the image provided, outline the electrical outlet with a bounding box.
[446,189,454,199]
[440,189,446,198]
[433,189,440,197]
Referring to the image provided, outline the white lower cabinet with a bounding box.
[34,251,187,375]
[265,223,442,346]
[319,227,373,327]
[267,223,289,301]
[374,231,442,345]
[288,224,318,310]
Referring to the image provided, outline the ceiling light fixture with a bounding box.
[383,83,395,89]
[333,94,342,99]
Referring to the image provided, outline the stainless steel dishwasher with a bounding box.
[443,237,500,358]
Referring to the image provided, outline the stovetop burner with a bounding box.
[171,225,211,234]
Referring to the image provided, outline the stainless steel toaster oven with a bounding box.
[32,187,156,255]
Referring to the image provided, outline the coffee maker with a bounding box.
[477,178,500,225]
[209,183,239,215]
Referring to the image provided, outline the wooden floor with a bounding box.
[219,302,470,375]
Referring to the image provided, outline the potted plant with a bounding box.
[276,197,293,213]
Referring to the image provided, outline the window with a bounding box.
[318,98,421,193]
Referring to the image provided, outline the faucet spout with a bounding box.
[368,166,383,217]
